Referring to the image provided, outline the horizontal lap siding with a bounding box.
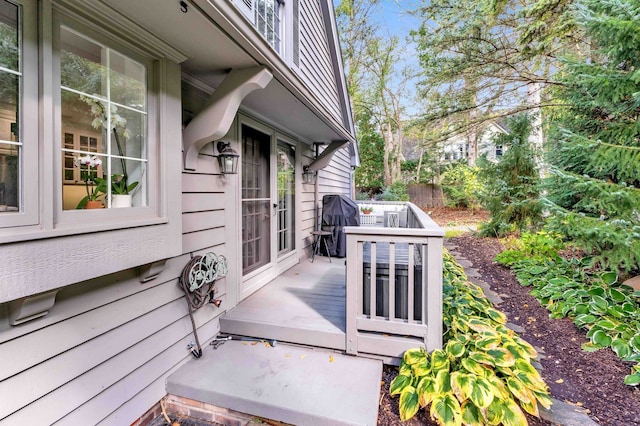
[0,151,229,425]
[298,0,342,123]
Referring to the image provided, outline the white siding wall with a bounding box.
[298,0,343,124]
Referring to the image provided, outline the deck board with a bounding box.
[221,259,348,348]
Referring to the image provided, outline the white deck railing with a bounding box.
[344,202,444,357]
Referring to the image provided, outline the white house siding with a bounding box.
[298,0,343,124]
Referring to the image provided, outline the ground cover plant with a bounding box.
[390,252,551,425]
[496,232,640,387]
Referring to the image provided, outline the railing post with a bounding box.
[425,236,443,350]
[345,230,359,355]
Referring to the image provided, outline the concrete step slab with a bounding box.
[166,341,382,426]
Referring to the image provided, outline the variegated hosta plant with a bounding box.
[390,253,552,425]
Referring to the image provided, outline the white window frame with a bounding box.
[0,0,38,229]
[53,15,157,225]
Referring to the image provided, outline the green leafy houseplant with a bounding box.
[390,252,551,424]
[360,205,373,214]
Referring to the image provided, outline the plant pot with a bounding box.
[111,194,132,208]
[84,200,104,209]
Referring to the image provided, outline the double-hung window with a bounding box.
[0,0,37,228]
[59,26,148,210]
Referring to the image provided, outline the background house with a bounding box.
[442,120,509,164]
[0,0,357,424]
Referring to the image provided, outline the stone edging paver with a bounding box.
[444,241,601,426]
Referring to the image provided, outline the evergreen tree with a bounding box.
[479,114,542,236]
[545,0,640,272]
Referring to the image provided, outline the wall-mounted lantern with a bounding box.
[302,165,316,184]
[217,141,239,174]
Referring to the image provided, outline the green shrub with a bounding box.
[440,162,481,209]
[390,252,551,424]
[478,114,542,238]
[378,181,410,201]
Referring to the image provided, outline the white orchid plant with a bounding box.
[75,154,107,208]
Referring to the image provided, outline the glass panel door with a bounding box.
[276,141,295,255]
[241,125,271,275]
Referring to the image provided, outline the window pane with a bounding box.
[110,108,145,159]
[60,28,106,97]
[0,72,17,141]
[61,93,106,155]
[109,50,146,109]
[0,0,18,71]
[0,142,18,211]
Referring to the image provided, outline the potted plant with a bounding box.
[75,155,107,209]
[82,96,137,207]
[360,205,373,215]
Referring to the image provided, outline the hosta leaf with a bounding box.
[574,313,597,326]
[514,370,548,394]
[630,335,640,352]
[533,390,553,409]
[390,373,412,396]
[485,307,507,324]
[484,397,505,425]
[468,318,499,336]
[412,361,431,377]
[591,330,612,348]
[399,361,412,376]
[592,295,609,310]
[486,347,516,367]
[432,349,450,369]
[462,358,491,377]
[470,377,495,409]
[611,338,632,359]
[404,347,427,365]
[450,371,474,403]
[512,335,538,358]
[430,393,462,426]
[475,335,502,351]
[446,340,466,358]
[504,341,530,362]
[609,288,626,302]
[519,393,540,417]
[588,287,605,297]
[600,271,618,285]
[469,351,496,366]
[460,401,483,426]
[501,397,528,426]
[435,369,452,393]
[399,386,420,421]
[487,375,510,400]
[506,377,533,404]
[596,319,617,330]
[528,265,546,275]
[581,342,601,352]
[624,373,640,386]
[417,376,437,407]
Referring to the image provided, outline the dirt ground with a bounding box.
[377,208,640,425]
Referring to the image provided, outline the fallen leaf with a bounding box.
[265,342,271,348]
[285,353,292,358]
[329,355,335,363]
[242,342,248,346]
[251,342,258,346]
[300,354,307,360]
[555,379,564,384]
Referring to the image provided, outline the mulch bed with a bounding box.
[377,234,640,426]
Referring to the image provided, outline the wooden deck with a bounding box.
[220,256,425,362]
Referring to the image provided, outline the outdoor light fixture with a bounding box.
[217,141,239,174]
[302,165,316,184]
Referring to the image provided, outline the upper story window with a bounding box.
[255,0,283,53]
[60,27,147,210]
